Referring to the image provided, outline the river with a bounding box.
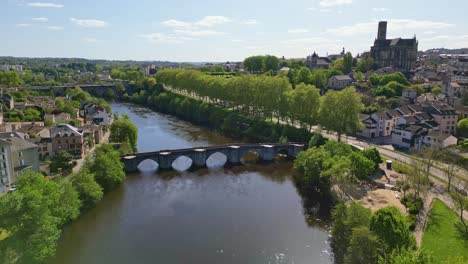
[50,103,333,264]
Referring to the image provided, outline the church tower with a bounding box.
[377,21,387,40]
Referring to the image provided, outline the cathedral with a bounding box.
[370,21,418,72]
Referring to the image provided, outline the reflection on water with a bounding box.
[50,103,332,264]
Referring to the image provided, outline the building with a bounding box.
[305,52,331,70]
[50,124,85,158]
[370,21,418,72]
[422,102,458,135]
[0,133,40,193]
[44,112,72,124]
[416,131,458,149]
[371,110,401,137]
[0,139,14,193]
[0,93,14,110]
[0,65,23,72]
[357,114,378,138]
[391,124,426,149]
[327,75,353,90]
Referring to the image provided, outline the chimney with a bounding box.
[377,21,387,40]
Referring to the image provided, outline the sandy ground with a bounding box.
[358,189,406,214]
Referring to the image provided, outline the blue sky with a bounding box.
[1,0,468,62]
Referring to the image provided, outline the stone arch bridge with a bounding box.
[121,143,306,172]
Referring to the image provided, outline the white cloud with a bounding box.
[231,39,245,43]
[17,23,31,27]
[320,9,332,13]
[307,7,317,11]
[161,19,192,28]
[161,16,230,29]
[174,29,224,37]
[32,17,48,22]
[70,18,109,28]
[326,19,453,36]
[139,33,193,44]
[423,30,436,35]
[288,29,309,34]
[28,2,64,8]
[372,7,389,12]
[242,19,259,25]
[319,0,352,7]
[194,16,230,27]
[46,26,62,30]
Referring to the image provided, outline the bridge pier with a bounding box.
[192,149,207,168]
[227,146,241,165]
[261,145,274,161]
[158,152,173,170]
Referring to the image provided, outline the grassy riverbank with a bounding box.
[422,199,468,263]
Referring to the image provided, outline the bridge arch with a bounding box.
[137,158,159,172]
[206,152,228,168]
[240,149,263,164]
[171,155,193,171]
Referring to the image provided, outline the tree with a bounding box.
[450,184,468,233]
[349,152,375,180]
[264,55,280,72]
[49,151,73,173]
[356,55,374,73]
[362,148,383,169]
[457,118,468,138]
[115,82,126,96]
[343,52,353,74]
[344,226,381,264]
[319,87,364,141]
[331,202,372,264]
[431,86,442,94]
[379,248,433,264]
[0,171,81,263]
[91,144,126,192]
[369,206,416,254]
[243,56,265,73]
[110,115,138,149]
[353,71,365,83]
[71,172,104,211]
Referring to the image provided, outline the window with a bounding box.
[20,160,24,166]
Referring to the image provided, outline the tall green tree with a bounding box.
[91,144,126,192]
[71,171,104,211]
[319,87,364,141]
[344,226,381,264]
[0,171,81,263]
[369,206,416,254]
[343,52,353,74]
[110,115,138,149]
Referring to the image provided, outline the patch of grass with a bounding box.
[422,199,468,263]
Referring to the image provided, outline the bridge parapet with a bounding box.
[121,143,306,173]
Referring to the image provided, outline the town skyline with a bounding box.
[1,0,468,61]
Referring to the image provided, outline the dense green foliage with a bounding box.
[369,206,416,254]
[90,144,126,192]
[243,55,280,73]
[110,114,138,149]
[332,202,423,264]
[49,151,74,173]
[0,171,81,263]
[319,87,364,141]
[71,171,104,211]
[422,199,468,263]
[155,69,363,138]
[294,141,378,196]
